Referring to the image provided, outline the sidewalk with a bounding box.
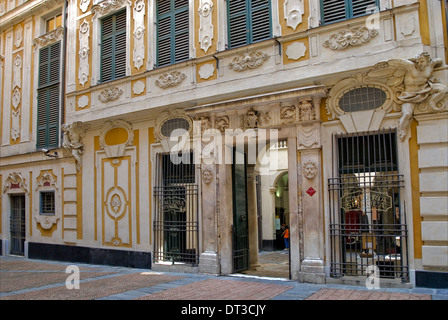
[1,255,447,301]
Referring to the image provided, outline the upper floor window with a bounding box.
[37,42,61,150]
[227,0,272,49]
[100,9,127,83]
[321,0,379,25]
[46,13,62,33]
[156,0,190,67]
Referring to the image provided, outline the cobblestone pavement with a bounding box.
[1,256,447,303]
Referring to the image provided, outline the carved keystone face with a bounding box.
[303,161,318,180]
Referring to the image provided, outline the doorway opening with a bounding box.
[10,194,26,256]
[232,140,290,279]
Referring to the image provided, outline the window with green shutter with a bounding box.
[321,0,379,25]
[156,0,189,67]
[227,0,272,49]
[37,41,61,150]
[101,9,127,82]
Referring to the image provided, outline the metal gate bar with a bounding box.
[329,129,409,282]
[10,195,26,256]
[153,152,199,265]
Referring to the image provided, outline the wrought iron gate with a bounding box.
[328,130,409,282]
[232,149,249,273]
[10,195,26,256]
[153,153,199,265]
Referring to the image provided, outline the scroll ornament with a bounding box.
[323,26,378,50]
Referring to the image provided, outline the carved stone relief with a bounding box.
[14,24,23,48]
[240,108,271,129]
[35,170,58,190]
[323,26,378,50]
[98,87,123,103]
[198,0,214,53]
[303,160,318,180]
[298,100,316,121]
[3,172,28,194]
[11,53,22,142]
[201,168,214,184]
[62,122,90,172]
[373,52,447,141]
[92,0,130,18]
[133,0,145,70]
[215,116,229,133]
[284,0,304,30]
[32,26,64,49]
[280,105,296,124]
[78,20,90,86]
[228,51,270,72]
[80,0,91,13]
[155,71,186,89]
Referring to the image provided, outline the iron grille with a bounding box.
[328,130,409,282]
[10,195,26,256]
[153,153,199,265]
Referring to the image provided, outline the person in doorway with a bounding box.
[282,225,290,250]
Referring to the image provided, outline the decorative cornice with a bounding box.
[92,0,131,18]
[32,26,64,50]
[323,26,378,51]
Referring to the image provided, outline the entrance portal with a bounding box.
[233,141,290,279]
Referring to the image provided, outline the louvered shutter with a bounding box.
[321,0,347,24]
[321,0,379,25]
[249,0,271,43]
[101,10,126,82]
[37,42,60,150]
[227,0,271,49]
[157,0,189,67]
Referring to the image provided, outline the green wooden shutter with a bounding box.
[37,42,60,150]
[249,0,271,43]
[101,10,126,82]
[157,0,189,67]
[227,0,271,49]
[321,0,379,25]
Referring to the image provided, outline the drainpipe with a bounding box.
[60,0,68,147]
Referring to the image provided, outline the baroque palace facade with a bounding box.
[0,0,447,288]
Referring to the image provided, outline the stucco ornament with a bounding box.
[284,0,304,30]
[303,160,318,180]
[98,87,123,103]
[376,52,447,141]
[198,0,214,53]
[201,168,214,184]
[228,51,270,72]
[62,122,90,172]
[323,26,378,50]
[155,71,186,88]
